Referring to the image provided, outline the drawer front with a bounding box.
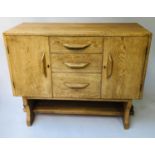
[50,37,102,53]
[53,73,101,98]
[51,54,102,73]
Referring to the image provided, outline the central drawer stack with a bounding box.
[50,37,103,99]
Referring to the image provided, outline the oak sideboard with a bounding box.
[3,23,152,129]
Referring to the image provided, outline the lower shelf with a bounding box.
[23,98,133,129]
[33,100,134,116]
[33,100,125,116]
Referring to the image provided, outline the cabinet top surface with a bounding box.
[4,23,151,36]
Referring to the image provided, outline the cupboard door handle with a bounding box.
[63,43,90,50]
[107,54,113,78]
[64,62,89,69]
[41,52,47,77]
[64,82,89,89]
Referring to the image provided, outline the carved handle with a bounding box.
[63,43,90,50]
[41,52,47,77]
[64,82,89,89]
[64,62,89,69]
[107,54,113,78]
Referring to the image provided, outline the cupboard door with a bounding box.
[102,37,148,99]
[6,36,52,97]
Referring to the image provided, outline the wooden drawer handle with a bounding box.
[63,43,90,50]
[41,52,47,77]
[64,82,89,89]
[64,62,89,69]
[107,54,113,78]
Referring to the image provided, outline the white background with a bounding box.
[0,0,155,154]
[0,17,155,138]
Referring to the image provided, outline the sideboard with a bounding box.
[3,23,152,129]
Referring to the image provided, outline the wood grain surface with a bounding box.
[102,36,148,99]
[5,36,52,97]
[4,23,151,36]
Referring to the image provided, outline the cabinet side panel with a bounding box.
[3,35,16,95]
[139,34,152,98]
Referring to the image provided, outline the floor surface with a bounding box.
[0,94,155,137]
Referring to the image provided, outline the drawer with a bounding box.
[51,54,102,73]
[52,73,101,98]
[50,37,102,53]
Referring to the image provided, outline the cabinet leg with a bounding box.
[22,97,34,126]
[123,100,132,129]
